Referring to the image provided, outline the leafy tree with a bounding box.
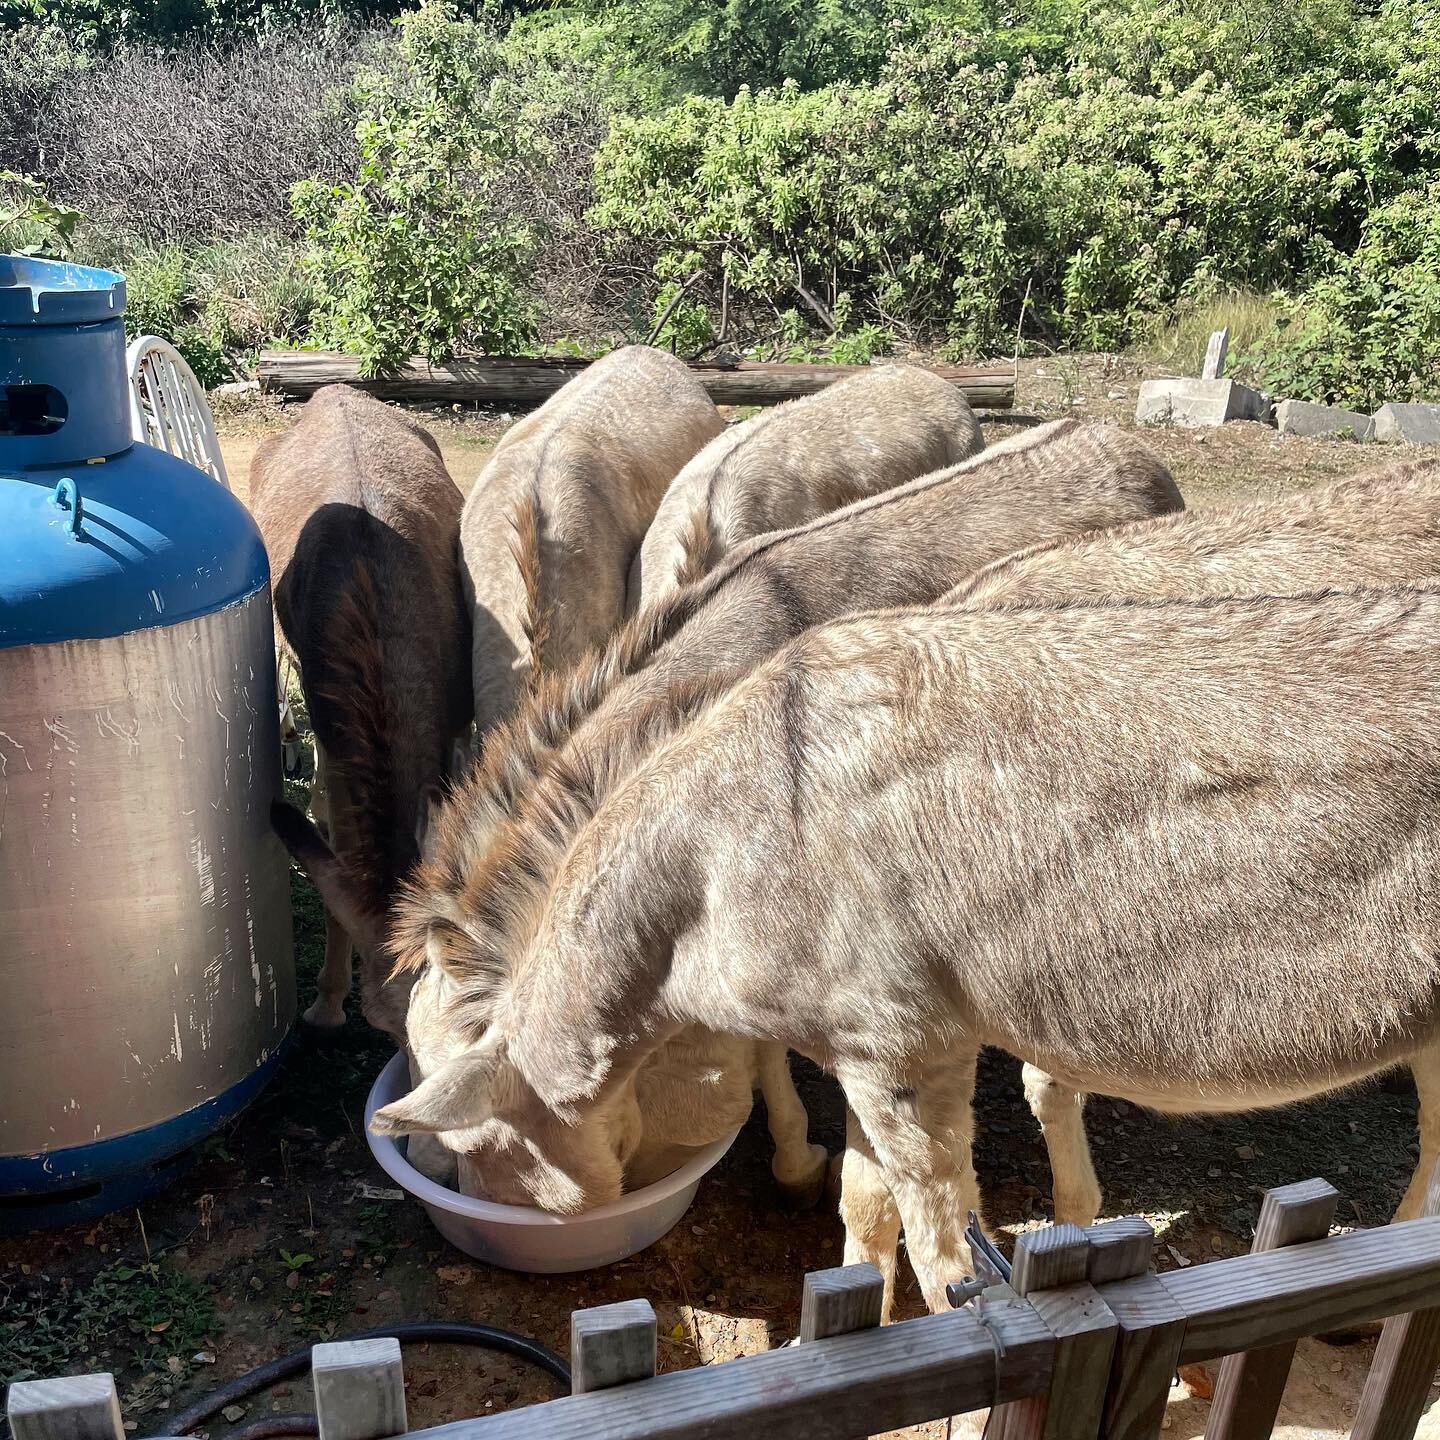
[293,2,537,375]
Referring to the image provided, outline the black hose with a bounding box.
[156,1321,571,1438]
[227,1414,318,1440]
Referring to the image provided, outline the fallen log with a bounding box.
[256,350,1016,410]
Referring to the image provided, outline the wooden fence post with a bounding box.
[7,1376,125,1440]
[312,1338,408,1440]
[1084,1219,1154,1286]
[987,1223,1118,1440]
[1351,1158,1440,1440]
[800,1264,885,1342]
[1092,1217,1188,1440]
[571,1299,657,1395]
[1203,1177,1338,1440]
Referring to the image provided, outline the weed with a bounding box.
[0,1260,217,1389]
[1142,289,1283,382]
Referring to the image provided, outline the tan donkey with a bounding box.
[632,364,983,608]
[371,588,1440,1322]
[461,345,722,739]
[250,385,471,1037]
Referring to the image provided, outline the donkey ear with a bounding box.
[271,801,384,951]
[369,1044,503,1137]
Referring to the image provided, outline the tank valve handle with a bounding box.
[52,477,82,536]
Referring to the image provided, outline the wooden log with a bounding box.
[1159,1216,1440,1364]
[800,1264,885,1342]
[385,1304,1054,1440]
[255,351,1017,411]
[7,1376,124,1440]
[1351,1159,1440,1440]
[312,1338,408,1440]
[1096,1273,1188,1440]
[571,1299,657,1394]
[1203,1177,1338,1440]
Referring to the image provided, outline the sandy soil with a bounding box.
[3,355,1430,1440]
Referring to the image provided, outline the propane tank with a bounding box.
[0,254,295,1228]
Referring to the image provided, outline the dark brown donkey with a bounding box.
[250,385,471,1038]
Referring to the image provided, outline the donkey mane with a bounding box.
[389,668,735,1038]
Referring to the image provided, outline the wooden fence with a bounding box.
[10,1171,1440,1440]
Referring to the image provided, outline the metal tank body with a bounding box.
[0,254,295,1227]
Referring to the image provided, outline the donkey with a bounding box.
[632,364,983,608]
[428,419,1182,889]
[460,345,722,739]
[371,587,1440,1320]
[250,384,471,1037]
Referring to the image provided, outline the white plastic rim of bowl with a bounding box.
[364,1051,740,1273]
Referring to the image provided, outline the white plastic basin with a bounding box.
[364,1051,740,1273]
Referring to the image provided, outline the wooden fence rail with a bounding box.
[255,351,1018,411]
[10,1172,1440,1440]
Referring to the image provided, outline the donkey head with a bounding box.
[369,993,638,1212]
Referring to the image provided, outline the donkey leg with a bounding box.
[756,1044,828,1208]
[303,909,352,1030]
[1022,1062,1101,1227]
[839,1105,902,1322]
[840,1048,981,1315]
[1394,1044,1440,1221]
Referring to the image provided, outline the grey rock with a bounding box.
[1136,378,1272,429]
[1275,398,1375,441]
[1373,402,1440,445]
[212,379,259,398]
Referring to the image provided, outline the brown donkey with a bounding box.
[632,364,983,608]
[250,385,471,1037]
[460,345,722,740]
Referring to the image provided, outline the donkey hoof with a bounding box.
[775,1144,830,1211]
[301,1002,348,1038]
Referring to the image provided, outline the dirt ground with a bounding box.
[2,355,1431,1440]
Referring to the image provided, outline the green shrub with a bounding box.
[293,4,537,375]
[1248,183,1440,410]
[591,47,1323,357]
[0,169,81,255]
[67,230,313,386]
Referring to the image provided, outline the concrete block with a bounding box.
[1274,398,1375,441]
[1374,402,1440,445]
[1136,378,1272,429]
